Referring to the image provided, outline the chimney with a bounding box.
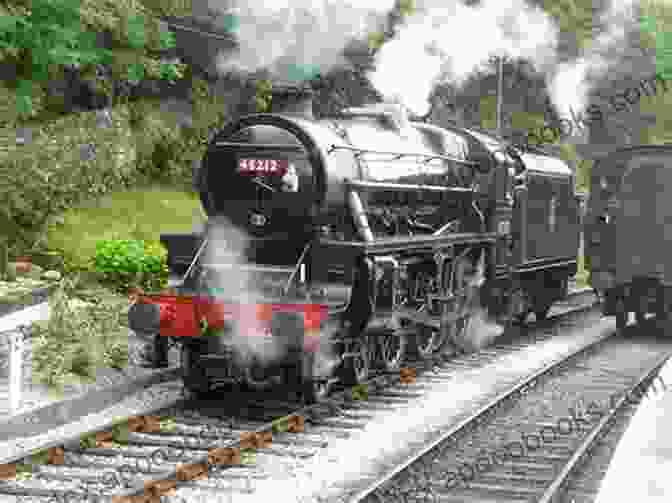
[268,82,315,120]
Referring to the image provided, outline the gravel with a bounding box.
[160,310,610,503]
[0,380,183,462]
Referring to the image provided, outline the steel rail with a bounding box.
[345,298,608,503]
[0,287,597,502]
[536,352,671,503]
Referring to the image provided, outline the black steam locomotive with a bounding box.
[129,85,581,403]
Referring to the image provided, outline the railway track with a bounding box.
[351,319,672,503]
[0,289,599,503]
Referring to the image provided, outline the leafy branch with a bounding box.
[255,79,273,112]
[0,0,184,118]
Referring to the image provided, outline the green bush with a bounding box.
[30,277,130,391]
[0,106,138,255]
[131,105,197,187]
[93,239,168,293]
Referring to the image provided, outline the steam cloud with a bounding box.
[200,217,285,368]
[546,0,642,131]
[370,0,646,139]
[369,0,560,117]
[209,0,396,80]
[451,250,504,353]
[203,0,645,141]
[200,217,340,384]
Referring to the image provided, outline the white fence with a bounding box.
[0,302,50,414]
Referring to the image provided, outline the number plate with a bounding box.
[238,158,289,176]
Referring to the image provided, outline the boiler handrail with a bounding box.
[326,144,478,166]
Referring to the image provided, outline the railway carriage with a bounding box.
[586,145,672,334]
[129,83,581,403]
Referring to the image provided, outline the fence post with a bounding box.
[9,330,24,414]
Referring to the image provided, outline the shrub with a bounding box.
[93,239,168,294]
[30,277,130,390]
[0,106,138,255]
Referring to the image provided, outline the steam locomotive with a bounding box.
[129,85,582,403]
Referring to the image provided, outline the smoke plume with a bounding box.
[208,0,396,80]
[546,0,642,130]
[369,0,560,117]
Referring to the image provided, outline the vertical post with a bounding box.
[9,331,23,414]
[496,55,504,136]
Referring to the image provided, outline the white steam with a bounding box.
[546,0,642,127]
[369,0,560,116]
[451,251,504,354]
[201,218,285,365]
[200,218,340,382]
[209,0,396,80]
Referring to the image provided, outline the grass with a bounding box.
[45,185,206,271]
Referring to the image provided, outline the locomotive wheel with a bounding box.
[340,335,373,386]
[377,333,408,371]
[300,352,332,405]
[244,361,281,391]
[181,343,210,398]
[410,324,441,359]
[353,335,373,382]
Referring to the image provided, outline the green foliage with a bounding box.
[640,3,672,79]
[45,186,203,273]
[0,0,185,120]
[576,252,590,288]
[125,14,147,50]
[510,111,545,132]
[30,277,131,391]
[190,76,231,138]
[255,79,273,112]
[367,31,385,50]
[0,0,113,118]
[543,0,595,48]
[636,2,672,145]
[125,97,197,186]
[478,95,498,129]
[0,239,7,281]
[93,239,168,293]
[135,0,193,18]
[0,106,137,255]
[397,0,416,17]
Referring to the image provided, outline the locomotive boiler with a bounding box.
[129,83,581,403]
[586,145,672,335]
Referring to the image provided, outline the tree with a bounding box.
[0,0,185,119]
